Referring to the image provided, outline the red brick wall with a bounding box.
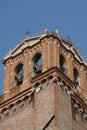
[0,102,34,130]
[0,79,87,130]
[34,82,55,130]
[72,109,87,130]
[55,84,72,130]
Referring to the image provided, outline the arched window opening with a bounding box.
[73,69,79,86]
[32,53,42,76]
[14,63,24,86]
[59,55,66,73]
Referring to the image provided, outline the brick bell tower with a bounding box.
[0,29,87,130]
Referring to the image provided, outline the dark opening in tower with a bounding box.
[32,53,42,77]
[59,55,66,73]
[14,63,24,86]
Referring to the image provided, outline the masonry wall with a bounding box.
[34,82,55,130]
[0,78,87,130]
[72,109,87,130]
[0,102,34,130]
[55,83,72,130]
[0,81,56,130]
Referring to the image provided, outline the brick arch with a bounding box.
[29,51,42,72]
[73,67,79,73]
[1,107,8,114]
[15,99,25,109]
[33,52,42,62]
[11,61,24,81]
[31,50,42,63]
[15,100,22,106]
[23,95,29,101]
[57,76,61,81]
[73,68,79,86]
[13,61,24,70]
[30,52,42,78]
[8,104,15,110]
[41,79,47,84]
[14,63,24,71]
[48,75,54,80]
[12,63,24,86]
[34,82,40,88]
[59,54,66,64]
[59,54,67,73]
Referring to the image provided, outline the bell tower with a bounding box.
[0,29,87,130]
[2,29,61,100]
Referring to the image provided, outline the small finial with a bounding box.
[67,35,70,40]
[43,29,49,34]
[25,31,29,36]
[8,48,12,53]
[54,29,59,34]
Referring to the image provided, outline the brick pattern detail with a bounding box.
[56,86,72,130]
[72,113,87,130]
[1,78,87,130]
[34,83,55,130]
[0,103,34,130]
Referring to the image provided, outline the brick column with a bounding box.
[79,65,85,90]
[23,50,29,83]
[47,42,52,68]
[42,39,48,71]
[52,39,60,68]
[3,59,11,93]
[66,53,73,80]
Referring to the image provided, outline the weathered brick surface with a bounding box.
[0,81,87,130]
[72,112,87,130]
[0,103,34,130]
[56,86,72,130]
[34,83,55,130]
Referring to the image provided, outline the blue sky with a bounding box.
[0,0,87,94]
